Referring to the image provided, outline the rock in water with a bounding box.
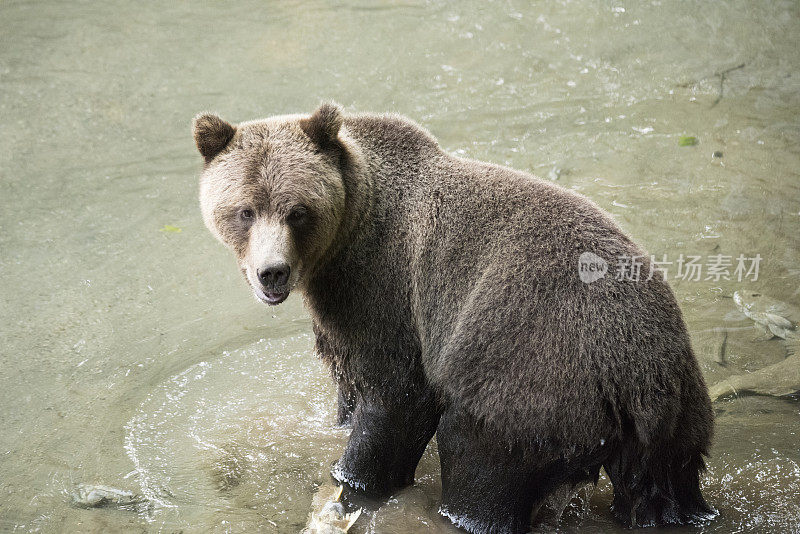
[709,352,800,400]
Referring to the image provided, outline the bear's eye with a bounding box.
[239,208,255,222]
[287,206,308,225]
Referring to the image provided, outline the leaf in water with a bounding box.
[678,136,699,146]
[160,225,182,233]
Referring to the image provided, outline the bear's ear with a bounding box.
[193,113,237,163]
[299,102,343,150]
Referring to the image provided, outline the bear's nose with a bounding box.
[258,262,290,288]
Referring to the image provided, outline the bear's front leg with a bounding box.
[332,388,440,496]
[336,381,358,427]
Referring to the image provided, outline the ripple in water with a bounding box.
[124,334,346,532]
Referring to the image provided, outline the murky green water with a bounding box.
[1,1,799,532]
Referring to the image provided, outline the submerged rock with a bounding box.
[709,353,800,400]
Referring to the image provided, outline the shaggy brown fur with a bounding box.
[194,103,716,534]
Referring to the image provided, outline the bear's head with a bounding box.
[194,103,347,305]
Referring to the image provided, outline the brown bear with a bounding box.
[193,103,716,533]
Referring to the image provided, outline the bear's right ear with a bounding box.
[193,113,237,163]
[299,102,343,150]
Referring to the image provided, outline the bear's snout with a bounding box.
[252,260,292,305]
[258,262,290,290]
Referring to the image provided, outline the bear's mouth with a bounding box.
[254,287,290,306]
[264,289,289,305]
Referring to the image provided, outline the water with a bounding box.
[1,0,798,532]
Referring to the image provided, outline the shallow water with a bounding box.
[1,0,799,532]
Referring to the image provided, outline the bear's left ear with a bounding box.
[193,113,237,163]
[299,102,343,150]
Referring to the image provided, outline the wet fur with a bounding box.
[195,104,716,533]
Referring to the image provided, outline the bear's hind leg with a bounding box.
[604,441,716,527]
[437,408,586,534]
